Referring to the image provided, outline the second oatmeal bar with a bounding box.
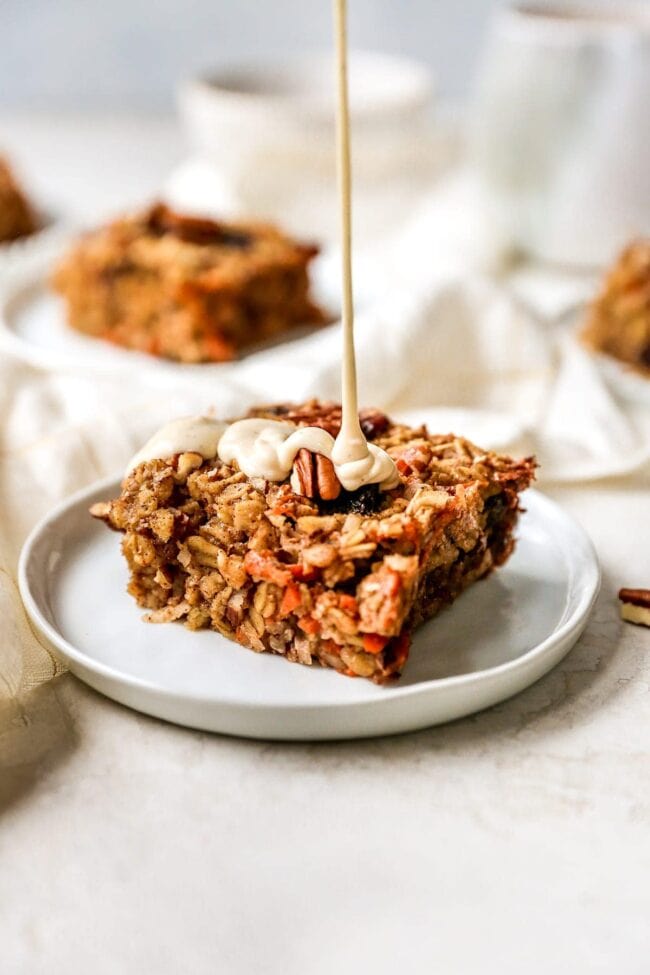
[92,402,535,683]
[582,239,650,375]
[0,157,37,242]
[51,203,328,363]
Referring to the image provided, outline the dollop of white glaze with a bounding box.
[217,418,399,493]
[126,415,227,473]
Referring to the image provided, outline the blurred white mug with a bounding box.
[171,51,441,245]
[472,1,650,267]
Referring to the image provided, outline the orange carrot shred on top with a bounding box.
[298,616,320,635]
[280,584,301,617]
[202,334,235,362]
[362,633,389,655]
[243,550,292,587]
[290,563,317,581]
[339,594,357,615]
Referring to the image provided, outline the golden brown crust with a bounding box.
[0,156,37,242]
[92,401,536,682]
[51,203,328,363]
[582,240,650,375]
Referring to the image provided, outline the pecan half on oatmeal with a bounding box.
[291,449,341,501]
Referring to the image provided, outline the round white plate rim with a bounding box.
[565,321,650,408]
[0,254,354,380]
[0,277,334,378]
[592,348,650,407]
[19,476,600,737]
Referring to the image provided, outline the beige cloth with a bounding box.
[1,171,649,725]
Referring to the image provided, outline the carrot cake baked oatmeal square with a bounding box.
[91,402,535,683]
[582,240,650,376]
[51,204,328,363]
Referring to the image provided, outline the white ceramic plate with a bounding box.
[592,350,650,408]
[0,253,361,376]
[0,278,336,377]
[0,210,68,276]
[19,478,599,740]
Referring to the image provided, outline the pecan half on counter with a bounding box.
[618,588,650,628]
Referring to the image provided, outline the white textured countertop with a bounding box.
[1,115,649,975]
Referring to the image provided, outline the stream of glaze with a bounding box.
[126,0,398,493]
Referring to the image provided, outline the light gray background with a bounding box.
[1,0,502,109]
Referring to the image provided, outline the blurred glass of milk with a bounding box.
[166,52,447,245]
[471,1,650,268]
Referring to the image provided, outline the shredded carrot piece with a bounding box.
[298,616,320,635]
[201,334,235,362]
[290,563,317,581]
[339,594,357,614]
[362,633,389,655]
[244,550,292,587]
[280,584,301,617]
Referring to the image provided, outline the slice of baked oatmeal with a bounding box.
[51,204,328,363]
[91,402,535,683]
[582,240,650,375]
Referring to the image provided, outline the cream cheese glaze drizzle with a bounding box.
[213,0,399,491]
[330,0,375,474]
[217,0,399,496]
[217,418,399,492]
[125,0,399,497]
[126,414,399,492]
[126,416,227,473]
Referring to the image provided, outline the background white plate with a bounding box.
[0,251,367,376]
[0,278,336,376]
[19,478,600,740]
[592,349,650,408]
[0,211,68,277]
